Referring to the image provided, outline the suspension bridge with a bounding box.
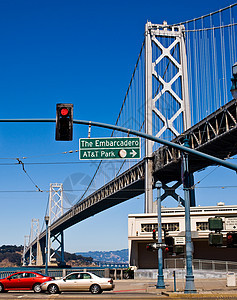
[23,4,237,270]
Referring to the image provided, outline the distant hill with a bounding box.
[0,245,128,267]
[0,245,97,267]
[0,245,23,267]
[76,249,128,264]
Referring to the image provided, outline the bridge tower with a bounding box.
[29,219,39,266]
[22,235,29,266]
[145,21,192,212]
[47,183,65,266]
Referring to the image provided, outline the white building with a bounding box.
[128,203,237,269]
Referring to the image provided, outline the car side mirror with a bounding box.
[63,278,66,281]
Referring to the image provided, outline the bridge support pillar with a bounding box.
[36,238,44,266]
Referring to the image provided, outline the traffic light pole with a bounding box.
[155,181,165,289]
[44,216,49,276]
[182,139,196,294]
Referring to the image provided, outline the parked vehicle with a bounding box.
[0,271,53,293]
[41,271,114,294]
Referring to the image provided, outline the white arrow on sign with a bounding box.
[130,149,137,157]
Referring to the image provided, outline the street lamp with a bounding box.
[231,62,237,99]
[45,216,49,276]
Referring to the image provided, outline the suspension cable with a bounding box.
[175,3,237,26]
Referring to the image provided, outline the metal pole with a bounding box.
[1,118,237,173]
[155,181,165,289]
[173,270,176,292]
[61,231,65,265]
[45,216,49,276]
[182,138,196,294]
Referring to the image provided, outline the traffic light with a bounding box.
[146,243,156,251]
[174,245,185,255]
[56,103,73,141]
[227,232,237,247]
[152,229,156,240]
[209,232,223,246]
[208,217,223,231]
[165,236,174,254]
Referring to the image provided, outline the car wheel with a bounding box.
[90,284,102,294]
[0,284,4,293]
[33,283,42,293]
[47,284,59,294]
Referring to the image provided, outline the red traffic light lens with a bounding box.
[60,108,69,116]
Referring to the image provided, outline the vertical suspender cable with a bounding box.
[210,14,218,111]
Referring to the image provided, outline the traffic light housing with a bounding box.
[208,217,223,231]
[56,103,73,141]
[152,229,156,240]
[165,236,174,254]
[146,243,156,251]
[227,232,237,247]
[209,232,223,246]
[174,245,185,255]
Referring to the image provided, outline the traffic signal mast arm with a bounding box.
[0,118,237,173]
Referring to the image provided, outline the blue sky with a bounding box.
[0,0,236,253]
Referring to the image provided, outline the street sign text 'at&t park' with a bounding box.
[79,137,141,160]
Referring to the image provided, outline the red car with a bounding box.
[0,271,53,293]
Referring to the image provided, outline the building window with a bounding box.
[196,222,209,231]
[141,224,157,232]
[141,223,179,232]
[164,223,179,231]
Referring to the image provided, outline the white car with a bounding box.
[41,271,114,294]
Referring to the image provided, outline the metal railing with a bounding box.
[164,258,237,272]
[0,267,127,280]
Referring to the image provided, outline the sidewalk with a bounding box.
[114,278,237,298]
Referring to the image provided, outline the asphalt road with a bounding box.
[0,279,237,299]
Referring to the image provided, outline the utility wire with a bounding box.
[0,149,79,161]
[16,158,43,192]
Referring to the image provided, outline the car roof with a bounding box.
[9,271,43,276]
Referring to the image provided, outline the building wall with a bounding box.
[193,239,237,261]
[128,205,237,269]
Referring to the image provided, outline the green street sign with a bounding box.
[79,137,141,160]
